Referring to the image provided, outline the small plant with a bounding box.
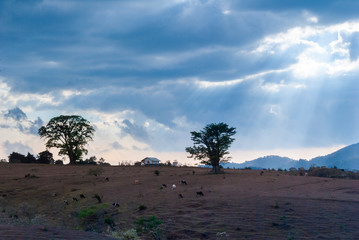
[104,214,115,229]
[134,215,162,239]
[112,229,139,240]
[154,170,160,176]
[76,204,109,232]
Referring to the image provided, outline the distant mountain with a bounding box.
[222,156,310,170]
[223,143,359,170]
[310,143,359,170]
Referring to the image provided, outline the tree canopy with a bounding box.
[186,122,236,174]
[38,115,95,165]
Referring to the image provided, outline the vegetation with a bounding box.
[134,215,162,239]
[37,150,54,164]
[186,122,236,174]
[112,229,139,240]
[154,170,160,176]
[8,150,54,164]
[76,204,110,232]
[307,167,359,179]
[38,115,95,165]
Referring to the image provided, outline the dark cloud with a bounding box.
[29,117,44,135]
[4,107,27,121]
[111,141,124,150]
[120,119,150,143]
[1,0,359,154]
[1,107,43,135]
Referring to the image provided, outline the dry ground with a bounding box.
[0,164,358,239]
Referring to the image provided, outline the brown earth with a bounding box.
[0,164,358,239]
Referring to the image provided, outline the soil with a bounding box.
[0,164,358,239]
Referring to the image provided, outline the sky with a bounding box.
[1,0,359,165]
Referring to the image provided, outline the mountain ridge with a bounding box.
[222,143,359,170]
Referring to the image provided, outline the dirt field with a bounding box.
[0,164,358,239]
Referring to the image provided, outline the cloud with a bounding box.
[0,107,43,136]
[349,32,359,61]
[1,1,359,164]
[3,140,34,156]
[4,107,27,121]
[111,141,124,150]
[120,119,150,143]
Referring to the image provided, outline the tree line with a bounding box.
[6,114,236,174]
[7,150,109,166]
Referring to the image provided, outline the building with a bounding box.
[141,157,160,166]
[172,160,178,167]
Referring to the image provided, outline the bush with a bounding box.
[55,160,63,165]
[134,215,162,234]
[104,214,115,229]
[76,204,109,232]
[154,170,160,176]
[307,167,359,179]
[112,229,139,240]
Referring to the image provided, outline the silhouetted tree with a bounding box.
[186,122,236,174]
[97,157,110,166]
[25,153,37,163]
[37,150,54,164]
[79,156,97,165]
[38,115,95,165]
[8,152,26,163]
[55,160,63,165]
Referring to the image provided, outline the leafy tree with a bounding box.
[186,122,236,174]
[38,115,95,165]
[79,156,97,165]
[98,157,110,166]
[37,150,54,164]
[25,152,37,163]
[8,152,26,163]
[55,160,63,165]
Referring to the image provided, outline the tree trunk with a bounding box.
[68,150,76,165]
[210,164,221,174]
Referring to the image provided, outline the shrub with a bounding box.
[55,160,63,165]
[104,214,115,229]
[112,229,139,240]
[76,204,109,232]
[134,215,162,234]
[154,170,160,176]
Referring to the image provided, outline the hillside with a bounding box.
[0,164,359,239]
[310,143,359,170]
[223,156,310,170]
[225,143,359,170]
